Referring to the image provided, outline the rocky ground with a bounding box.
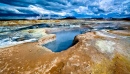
[0,28,56,48]
[0,20,83,26]
[0,19,129,26]
[0,28,130,74]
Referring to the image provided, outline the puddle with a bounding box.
[43,28,88,52]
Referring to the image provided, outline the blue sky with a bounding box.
[0,0,130,19]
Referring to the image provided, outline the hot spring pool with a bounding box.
[43,29,88,52]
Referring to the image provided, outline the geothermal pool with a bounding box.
[43,29,88,52]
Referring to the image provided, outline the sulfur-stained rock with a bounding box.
[0,30,130,74]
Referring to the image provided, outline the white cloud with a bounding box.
[74,6,94,15]
[0,7,23,14]
[74,6,88,13]
[99,0,114,12]
[52,12,67,16]
[0,3,24,14]
[28,5,51,14]
[28,5,69,16]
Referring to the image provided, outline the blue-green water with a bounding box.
[44,29,88,52]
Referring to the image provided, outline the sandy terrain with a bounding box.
[0,29,130,74]
[0,20,129,26]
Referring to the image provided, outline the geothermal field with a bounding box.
[0,20,130,74]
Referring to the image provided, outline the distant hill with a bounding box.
[61,16,77,19]
[82,17,130,21]
[111,18,130,21]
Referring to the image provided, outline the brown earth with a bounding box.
[0,20,129,26]
[0,30,130,74]
[0,20,83,26]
